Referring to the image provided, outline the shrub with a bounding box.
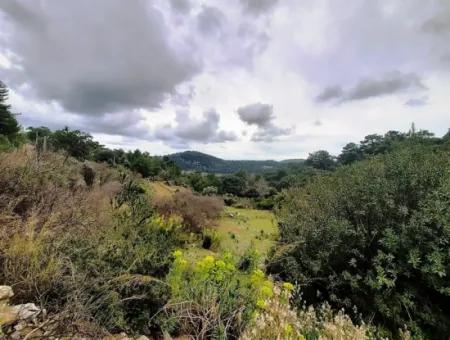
[202,185,218,196]
[154,191,224,233]
[269,145,450,337]
[238,247,261,273]
[256,197,275,210]
[82,164,95,187]
[165,252,248,338]
[202,228,221,251]
[164,252,276,339]
[241,284,373,340]
[223,193,237,206]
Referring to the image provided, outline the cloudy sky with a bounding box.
[0,0,449,159]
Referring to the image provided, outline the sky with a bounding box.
[0,0,449,160]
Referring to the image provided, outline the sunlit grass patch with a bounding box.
[184,207,278,261]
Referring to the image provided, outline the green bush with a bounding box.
[269,145,450,338]
[202,228,221,251]
[164,252,275,339]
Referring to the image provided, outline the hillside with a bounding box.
[167,150,304,173]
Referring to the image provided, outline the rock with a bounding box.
[0,286,13,302]
[0,306,19,325]
[14,320,27,331]
[0,286,19,326]
[10,303,41,321]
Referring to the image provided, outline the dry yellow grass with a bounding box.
[145,181,189,199]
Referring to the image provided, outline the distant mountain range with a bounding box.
[167,151,304,173]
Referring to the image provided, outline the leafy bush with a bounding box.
[256,197,275,210]
[223,193,237,206]
[238,247,261,273]
[50,127,100,161]
[202,185,219,196]
[269,145,450,338]
[154,191,224,233]
[164,252,275,339]
[202,228,221,251]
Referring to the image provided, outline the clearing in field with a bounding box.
[146,181,278,261]
[183,206,277,261]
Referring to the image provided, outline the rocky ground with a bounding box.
[0,286,154,339]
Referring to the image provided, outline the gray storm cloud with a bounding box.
[237,103,291,142]
[155,109,237,148]
[0,0,199,115]
[405,96,429,108]
[169,0,191,14]
[317,72,427,104]
[295,1,450,100]
[237,103,274,126]
[240,0,279,15]
[197,6,225,36]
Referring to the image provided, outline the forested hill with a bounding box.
[167,151,304,173]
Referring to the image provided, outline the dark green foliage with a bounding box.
[262,165,317,191]
[25,125,183,180]
[94,148,127,165]
[186,171,210,192]
[269,144,450,338]
[337,142,362,165]
[256,197,275,210]
[305,150,336,170]
[220,174,247,196]
[126,150,162,178]
[0,81,22,148]
[50,127,100,160]
[336,128,443,166]
[168,150,304,173]
[94,148,180,180]
[25,126,52,141]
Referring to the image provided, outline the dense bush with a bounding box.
[269,144,450,338]
[154,191,224,233]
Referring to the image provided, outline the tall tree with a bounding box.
[0,81,20,140]
[305,150,336,170]
[337,142,362,165]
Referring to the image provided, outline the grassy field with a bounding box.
[183,207,278,261]
[146,181,278,261]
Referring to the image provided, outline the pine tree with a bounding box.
[0,81,20,138]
